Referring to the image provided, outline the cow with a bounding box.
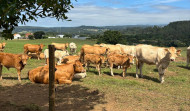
[0,53,29,82]
[69,42,77,54]
[84,54,106,76]
[51,43,69,51]
[28,53,45,59]
[61,55,80,64]
[100,43,124,54]
[187,46,190,67]
[107,53,134,77]
[44,49,69,65]
[28,60,85,84]
[24,44,45,60]
[135,44,181,83]
[80,44,109,63]
[116,44,136,57]
[0,42,6,52]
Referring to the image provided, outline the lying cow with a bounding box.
[0,42,6,52]
[69,42,77,54]
[24,44,45,60]
[84,54,106,76]
[28,60,85,84]
[51,43,69,51]
[0,53,28,81]
[187,46,190,67]
[107,53,134,77]
[28,53,45,59]
[44,49,69,65]
[135,44,181,83]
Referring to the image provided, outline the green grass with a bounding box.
[0,38,190,111]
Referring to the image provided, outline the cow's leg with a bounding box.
[136,62,139,78]
[0,65,3,80]
[17,69,21,82]
[158,66,165,83]
[110,63,114,76]
[58,78,72,84]
[186,56,189,67]
[122,67,126,77]
[97,65,101,76]
[139,62,144,78]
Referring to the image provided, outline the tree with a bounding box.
[0,0,74,39]
[34,31,45,39]
[28,35,34,40]
[97,30,126,44]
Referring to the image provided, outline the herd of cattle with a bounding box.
[0,42,189,84]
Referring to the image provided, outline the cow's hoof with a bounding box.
[136,74,139,78]
[160,80,164,84]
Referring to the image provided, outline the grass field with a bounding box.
[0,38,190,111]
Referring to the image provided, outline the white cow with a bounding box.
[187,46,190,67]
[69,42,77,54]
[135,44,181,83]
[44,49,69,65]
[116,44,136,57]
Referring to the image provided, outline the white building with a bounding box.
[13,34,21,39]
[57,35,64,38]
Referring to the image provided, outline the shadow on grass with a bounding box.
[177,65,190,70]
[2,77,28,80]
[142,75,160,83]
[153,69,158,72]
[0,83,106,111]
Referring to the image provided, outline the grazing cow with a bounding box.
[69,42,77,54]
[44,49,69,65]
[28,60,85,84]
[0,53,28,81]
[100,43,124,54]
[51,43,69,51]
[84,54,106,76]
[0,42,6,52]
[80,44,109,63]
[187,46,190,67]
[61,55,80,64]
[107,53,134,77]
[135,44,181,83]
[24,44,45,60]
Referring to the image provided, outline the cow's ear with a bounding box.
[164,48,169,52]
[177,49,181,53]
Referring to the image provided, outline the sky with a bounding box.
[19,0,190,27]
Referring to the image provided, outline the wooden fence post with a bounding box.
[49,45,55,111]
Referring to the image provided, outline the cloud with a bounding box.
[19,4,190,27]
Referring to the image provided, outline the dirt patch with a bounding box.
[176,57,186,62]
[0,83,106,111]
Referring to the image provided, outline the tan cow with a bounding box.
[0,42,6,52]
[100,43,124,54]
[61,55,80,64]
[80,44,109,63]
[84,54,106,76]
[24,44,45,60]
[28,53,45,59]
[187,46,190,67]
[51,43,69,51]
[0,53,28,81]
[135,44,181,83]
[116,44,136,57]
[28,60,85,84]
[107,53,134,77]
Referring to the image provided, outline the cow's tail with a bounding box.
[79,48,84,63]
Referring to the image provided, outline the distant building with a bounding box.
[13,33,21,39]
[48,37,56,38]
[25,33,33,39]
[56,35,64,38]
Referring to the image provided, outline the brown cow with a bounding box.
[28,60,85,84]
[24,44,45,60]
[80,44,109,63]
[108,53,134,77]
[0,42,6,52]
[84,54,106,76]
[51,43,69,51]
[28,53,45,59]
[0,53,29,81]
[61,55,80,64]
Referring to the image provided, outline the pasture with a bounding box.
[0,38,190,111]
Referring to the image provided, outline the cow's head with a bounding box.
[127,54,134,65]
[20,54,29,65]
[165,47,181,61]
[40,44,45,50]
[65,43,69,48]
[100,56,106,64]
[2,42,6,48]
[73,60,85,73]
